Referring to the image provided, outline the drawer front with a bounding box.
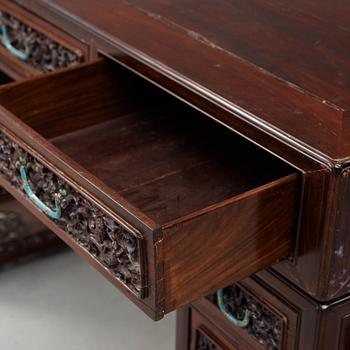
[207,285,288,349]
[192,278,300,350]
[191,270,325,350]
[0,129,147,298]
[0,0,90,79]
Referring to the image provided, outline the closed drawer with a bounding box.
[0,0,90,79]
[192,271,317,350]
[0,59,300,320]
[197,285,295,349]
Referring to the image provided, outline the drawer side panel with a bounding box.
[163,174,299,313]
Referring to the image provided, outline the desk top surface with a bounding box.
[22,0,350,164]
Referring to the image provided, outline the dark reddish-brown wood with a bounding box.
[11,0,350,304]
[162,175,298,313]
[0,0,349,348]
[17,0,349,161]
[176,307,191,350]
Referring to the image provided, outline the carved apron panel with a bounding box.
[0,131,146,297]
[209,284,284,350]
[0,11,83,72]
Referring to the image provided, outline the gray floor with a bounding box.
[0,250,176,350]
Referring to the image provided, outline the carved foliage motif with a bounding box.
[209,284,283,350]
[0,131,145,296]
[0,11,83,72]
[195,329,223,350]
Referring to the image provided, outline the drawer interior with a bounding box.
[0,60,296,226]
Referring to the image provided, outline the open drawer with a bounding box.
[0,59,300,320]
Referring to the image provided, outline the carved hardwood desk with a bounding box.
[0,1,348,349]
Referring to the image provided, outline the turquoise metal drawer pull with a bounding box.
[18,163,66,219]
[1,23,30,61]
[216,289,250,328]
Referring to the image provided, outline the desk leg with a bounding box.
[176,306,191,350]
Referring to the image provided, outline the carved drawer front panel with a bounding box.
[0,131,146,298]
[191,274,303,350]
[209,285,284,349]
[0,0,90,79]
